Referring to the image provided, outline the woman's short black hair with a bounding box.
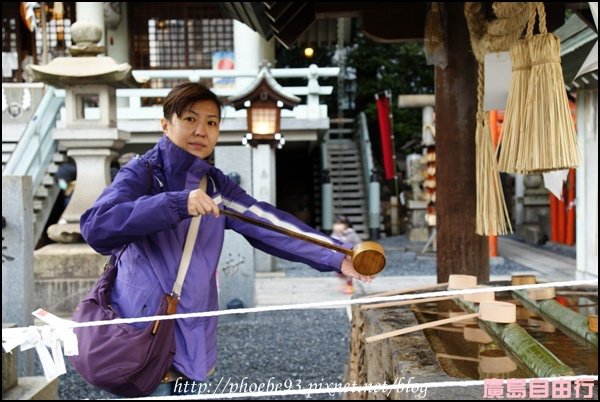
[334,215,351,226]
[163,82,222,121]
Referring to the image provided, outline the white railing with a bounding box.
[47,64,339,125]
[3,64,338,182]
[3,87,63,191]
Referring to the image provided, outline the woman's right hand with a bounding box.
[187,189,220,217]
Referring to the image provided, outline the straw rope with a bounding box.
[476,62,513,235]
[465,3,526,235]
[464,2,531,63]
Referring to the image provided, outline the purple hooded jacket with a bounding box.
[80,136,347,381]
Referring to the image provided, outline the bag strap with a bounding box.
[171,175,208,299]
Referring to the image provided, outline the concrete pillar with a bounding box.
[514,174,524,225]
[2,176,35,376]
[575,90,598,279]
[75,2,105,47]
[233,21,275,91]
[214,146,256,309]
[104,3,128,64]
[252,144,276,272]
[321,174,333,234]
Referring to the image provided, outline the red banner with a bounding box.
[376,94,395,180]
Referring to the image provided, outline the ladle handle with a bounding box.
[364,282,449,298]
[360,295,456,311]
[365,312,480,343]
[219,208,352,256]
[436,353,480,363]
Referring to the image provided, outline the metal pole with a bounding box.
[386,90,401,235]
[40,2,48,65]
[387,90,399,198]
[337,18,345,120]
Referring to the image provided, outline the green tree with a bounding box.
[346,28,434,165]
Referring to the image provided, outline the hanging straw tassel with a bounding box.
[476,63,513,236]
[518,3,580,173]
[465,3,516,236]
[497,4,536,173]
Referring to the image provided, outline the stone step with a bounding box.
[332,178,362,184]
[46,164,58,174]
[1,376,59,400]
[2,142,18,152]
[2,324,18,394]
[34,243,107,316]
[333,207,366,215]
[332,199,366,206]
[330,162,361,169]
[42,174,55,187]
[332,185,364,192]
[329,155,359,162]
[33,200,43,212]
[52,152,66,163]
[34,186,49,199]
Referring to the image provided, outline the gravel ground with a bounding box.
[279,234,537,278]
[55,309,349,400]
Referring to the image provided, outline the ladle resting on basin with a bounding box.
[366,301,516,343]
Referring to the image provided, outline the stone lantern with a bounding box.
[28,20,145,243]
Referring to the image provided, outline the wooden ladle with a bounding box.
[365,301,516,343]
[361,275,491,310]
[437,350,517,374]
[218,208,386,275]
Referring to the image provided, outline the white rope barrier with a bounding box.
[124,375,599,400]
[2,279,597,389]
[65,279,599,328]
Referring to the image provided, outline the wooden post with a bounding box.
[435,3,488,283]
[488,111,501,257]
[566,169,576,246]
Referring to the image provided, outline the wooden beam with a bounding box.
[362,8,426,43]
[435,3,488,283]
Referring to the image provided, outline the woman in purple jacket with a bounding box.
[80,82,371,396]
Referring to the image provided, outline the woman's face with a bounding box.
[161,100,220,159]
[332,223,347,235]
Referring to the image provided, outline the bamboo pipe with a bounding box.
[219,208,386,275]
[365,301,516,343]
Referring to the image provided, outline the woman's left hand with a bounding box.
[340,256,373,283]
